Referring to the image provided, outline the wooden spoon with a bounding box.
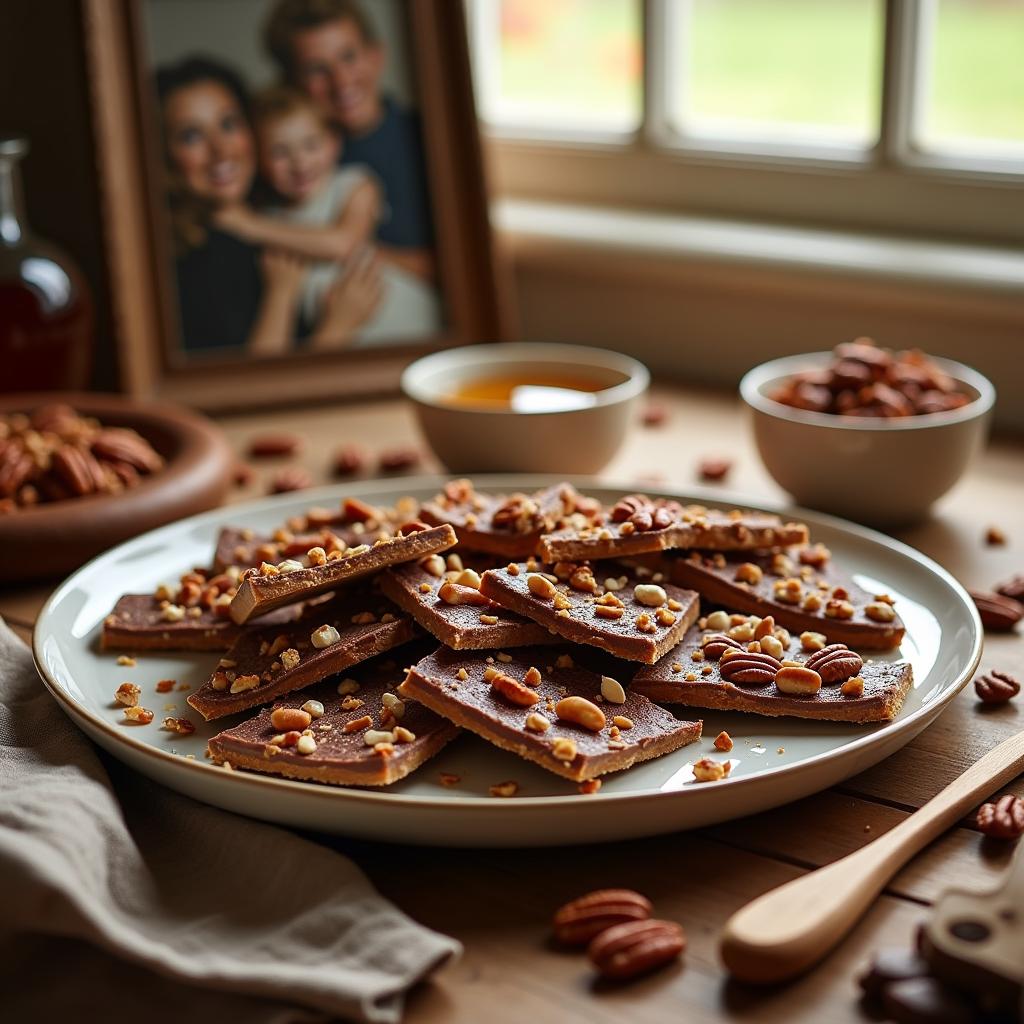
[720,729,1024,984]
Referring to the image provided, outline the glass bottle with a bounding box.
[0,136,93,391]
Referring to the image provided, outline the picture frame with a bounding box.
[82,0,509,410]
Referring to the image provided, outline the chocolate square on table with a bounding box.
[537,495,808,562]
[207,658,458,786]
[398,645,702,782]
[378,554,557,650]
[479,562,699,664]
[666,547,905,651]
[630,621,913,723]
[188,594,416,720]
[229,523,457,624]
[419,479,598,559]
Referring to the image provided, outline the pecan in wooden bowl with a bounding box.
[0,393,233,581]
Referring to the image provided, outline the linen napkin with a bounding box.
[0,617,459,1022]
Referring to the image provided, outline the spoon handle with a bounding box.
[720,729,1024,984]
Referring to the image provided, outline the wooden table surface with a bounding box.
[3,385,1022,1023]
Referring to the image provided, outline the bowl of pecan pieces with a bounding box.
[740,340,995,526]
[0,393,233,580]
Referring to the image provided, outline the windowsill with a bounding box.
[493,198,1024,297]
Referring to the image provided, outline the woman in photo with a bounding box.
[156,56,378,355]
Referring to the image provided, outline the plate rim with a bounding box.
[32,474,983,810]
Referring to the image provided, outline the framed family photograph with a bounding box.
[84,0,508,408]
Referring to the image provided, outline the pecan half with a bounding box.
[609,494,650,523]
[52,444,107,496]
[719,650,782,687]
[587,919,686,980]
[248,433,302,457]
[491,494,539,533]
[91,427,164,473]
[996,574,1024,601]
[553,889,652,946]
[700,633,744,661]
[976,794,1024,839]
[0,442,35,497]
[805,644,864,684]
[270,467,312,494]
[974,670,1020,705]
[969,590,1024,631]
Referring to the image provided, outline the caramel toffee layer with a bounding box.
[207,662,458,786]
[666,548,905,651]
[188,595,415,720]
[420,480,595,559]
[399,645,702,782]
[538,501,808,562]
[101,594,301,652]
[479,563,699,664]
[378,557,557,650]
[631,625,913,723]
[229,524,457,624]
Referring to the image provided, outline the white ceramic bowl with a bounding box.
[402,343,649,473]
[740,353,995,526]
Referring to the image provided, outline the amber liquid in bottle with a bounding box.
[0,136,93,392]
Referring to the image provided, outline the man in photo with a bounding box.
[264,0,436,282]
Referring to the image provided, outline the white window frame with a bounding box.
[469,0,1024,244]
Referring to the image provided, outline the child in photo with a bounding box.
[215,86,441,346]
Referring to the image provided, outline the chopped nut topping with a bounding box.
[714,731,734,752]
[489,780,519,798]
[280,648,301,671]
[115,682,141,707]
[340,696,364,710]
[381,692,405,719]
[162,717,195,736]
[456,667,469,681]
[692,757,731,783]
[800,630,827,652]
[825,598,855,620]
[364,729,395,746]
[734,562,763,585]
[393,726,416,744]
[311,624,342,649]
[600,675,626,704]
[841,676,866,697]
[123,705,153,724]
[438,580,490,606]
[161,604,186,623]
[295,735,317,755]
[116,655,136,667]
[594,604,624,620]
[612,715,634,730]
[155,679,175,694]
[420,554,446,577]
[306,546,328,566]
[772,578,803,605]
[551,737,577,762]
[301,699,325,719]
[229,674,260,694]
[456,568,483,589]
[343,714,373,733]
[759,634,785,660]
[276,558,304,574]
[524,666,542,686]
[525,711,551,733]
[526,573,557,599]
[556,695,606,731]
[479,613,499,625]
[578,779,602,795]
[491,672,540,707]
[865,601,896,623]
[497,652,513,663]
[555,654,574,669]
[337,677,360,695]
[440,772,461,786]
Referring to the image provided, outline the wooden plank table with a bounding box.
[3,385,1022,1023]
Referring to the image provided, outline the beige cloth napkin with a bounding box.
[0,617,459,1022]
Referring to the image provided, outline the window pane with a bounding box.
[917,0,1024,156]
[669,0,884,146]
[475,0,642,131]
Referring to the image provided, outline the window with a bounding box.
[469,0,1024,244]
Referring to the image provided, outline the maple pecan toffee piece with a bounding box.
[212,496,415,572]
[630,614,913,724]
[478,562,699,664]
[398,646,702,782]
[101,567,301,652]
[665,545,905,651]
[229,522,457,624]
[419,478,601,559]
[378,553,556,650]
[188,594,415,720]
[207,660,458,786]
[537,494,808,563]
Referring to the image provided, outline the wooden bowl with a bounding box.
[0,392,234,581]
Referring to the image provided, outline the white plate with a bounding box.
[33,476,981,847]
